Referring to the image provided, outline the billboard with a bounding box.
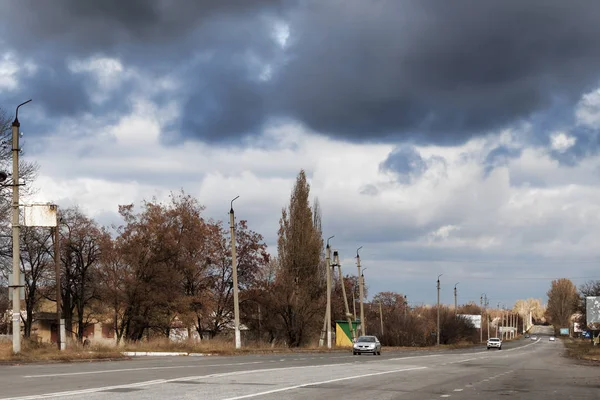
[23,204,58,227]
[458,314,481,329]
[586,296,600,330]
[574,322,583,333]
[559,328,569,335]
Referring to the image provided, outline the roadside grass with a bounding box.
[0,340,125,363]
[563,338,600,363]
[0,337,484,363]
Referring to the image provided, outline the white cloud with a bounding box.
[550,131,576,153]
[576,88,600,128]
[0,53,36,91]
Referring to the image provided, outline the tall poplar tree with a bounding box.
[275,170,324,346]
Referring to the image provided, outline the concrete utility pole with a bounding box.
[334,250,355,341]
[480,294,484,343]
[352,285,357,321]
[52,213,62,351]
[437,274,442,346]
[454,282,459,314]
[325,236,334,349]
[357,247,365,336]
[229,196,241,349]
[11,99,31,354]
[379,300,384,337]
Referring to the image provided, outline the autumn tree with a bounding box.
[110,198,189,340]
[58,207,106,341]
[273,170,324,346]
[546,278,579,329]
[97,233,129,344]
[19,226,54,337]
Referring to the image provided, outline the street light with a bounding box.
[454,282,459,314]
[229,195,241,349]
[11,99,31,354]
[325,235,334,349]
[356,246,366,336]
[436,274,442,346]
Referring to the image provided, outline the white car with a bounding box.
[549,336,556,341]
[353,335,382,355]
[487,337,502,350]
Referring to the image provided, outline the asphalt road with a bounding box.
[0,337,598,399]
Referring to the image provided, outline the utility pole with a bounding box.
[379,300,384,338]
[52,211,62,351]
[486,296,490,340]
[352,285,357,321]
[454,282,459,314]
[229,196,241,349]
[357,247,365,336]
[480,294,484,343]
[325,236,334,349]
[334,250,355,341]
[11,99,31,354]
[437,274,442,346]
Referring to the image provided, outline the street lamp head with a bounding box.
[326,235,334,248]
[230,195,239,213]
[12,99,32,127]
[0,171,7,183]
[356,246,363,258]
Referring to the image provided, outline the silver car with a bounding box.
[353,335,382,355]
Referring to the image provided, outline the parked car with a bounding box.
[353,335,382,355]
[487,337,502,350]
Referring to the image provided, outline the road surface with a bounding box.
[0,337,597,399]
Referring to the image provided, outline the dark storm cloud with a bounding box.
[0,0,285,137]
[2,0,600,145]
[274,0,600,144]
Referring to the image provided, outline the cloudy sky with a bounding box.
[2,0,600,308]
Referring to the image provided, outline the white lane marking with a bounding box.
[7,362,422,400]
[448,357,479,364]
[387,354,442,361]
[22,361,265,378]
[221,366,428,400]
[454,389,463,392]
[440,395,451,398]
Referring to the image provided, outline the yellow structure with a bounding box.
[335,320,360,347]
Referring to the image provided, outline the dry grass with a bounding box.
[0,337,483,363]
[0,340,125,363]
[121,338,351,355]
[563,338,600,364]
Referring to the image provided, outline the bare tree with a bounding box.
[19,226,54,337]
[59,207,105,341]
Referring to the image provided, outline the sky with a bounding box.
[1,0,600,308]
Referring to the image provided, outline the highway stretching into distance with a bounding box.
[0,329,598,400]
